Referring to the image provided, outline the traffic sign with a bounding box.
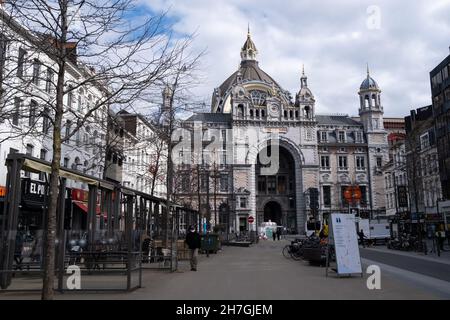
[248,216,255,224]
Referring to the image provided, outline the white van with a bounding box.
[358,219,390,244]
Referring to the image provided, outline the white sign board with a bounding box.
[329,213,362,275]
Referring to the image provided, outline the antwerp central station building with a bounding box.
[176,30,389,235]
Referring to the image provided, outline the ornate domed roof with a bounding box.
[360,65,379,90]
[360,76,379,90]
[298,86,314,100]
[218,60,280,94]
[212,29,287,111]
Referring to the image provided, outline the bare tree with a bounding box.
[0,0,199,299]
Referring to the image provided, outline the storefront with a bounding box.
[388,211,425,238]
[438,200,450,232]
[70,188,105,230]
[425,214,445,237]
[0,186,5,229]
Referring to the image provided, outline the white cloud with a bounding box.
[140,0,450,117]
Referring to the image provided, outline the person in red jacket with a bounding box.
[185,226,201,271]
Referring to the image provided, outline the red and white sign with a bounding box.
[248,216,255,224]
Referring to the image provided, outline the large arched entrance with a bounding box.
[263,201,282,225]
[256,145,296,229]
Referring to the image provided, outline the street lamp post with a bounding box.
[436,198,448,232]
[210,161,221,232]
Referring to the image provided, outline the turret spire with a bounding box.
[240,26,258,62]
[301,65,307,88]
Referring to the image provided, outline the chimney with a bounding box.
[64,42,77,64]
[46,36,78,64]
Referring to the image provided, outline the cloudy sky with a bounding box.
[139,0,450,118]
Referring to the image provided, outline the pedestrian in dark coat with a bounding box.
[185,226,201,271]
[358,229,366,248]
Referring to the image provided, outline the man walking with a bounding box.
[436,228,445,251]
[358,229,367,248]
[186,226,201,271]
[276,228,281,241]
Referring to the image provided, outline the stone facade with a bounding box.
[405,106,442,215]
[175,30,390,234]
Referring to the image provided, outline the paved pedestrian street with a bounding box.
[1,239,446,300]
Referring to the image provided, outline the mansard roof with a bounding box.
[316,114,362,126]
[186,113,232,123]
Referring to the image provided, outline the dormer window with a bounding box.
[338,131,346,143]
[320,131,328,142]
[355,131,363,143]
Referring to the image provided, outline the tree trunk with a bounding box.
[41,2,67,300]
[150,143,161,196]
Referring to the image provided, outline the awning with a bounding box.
[23,159,99,186]
[73,200,102,215]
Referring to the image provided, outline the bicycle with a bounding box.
[282,239,303,260]
[282,244,292,259]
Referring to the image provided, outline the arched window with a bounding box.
[237,104,244,117]
[78,88,84,112]
[90,130,97,145]
[372,94,377,107]
[67,86,74,108]
[72,157,80,170]
[250,90,267,106]
[29,100,37,127]
[250,109,254,117]
[261,110,265,117]
[289,110,293,118]
[365,95,370,109]
[305,106,311,119]
[295,110,299,118]
[284,110,287,118]
[255,109,260,117]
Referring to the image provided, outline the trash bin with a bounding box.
[201,234,220,254]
